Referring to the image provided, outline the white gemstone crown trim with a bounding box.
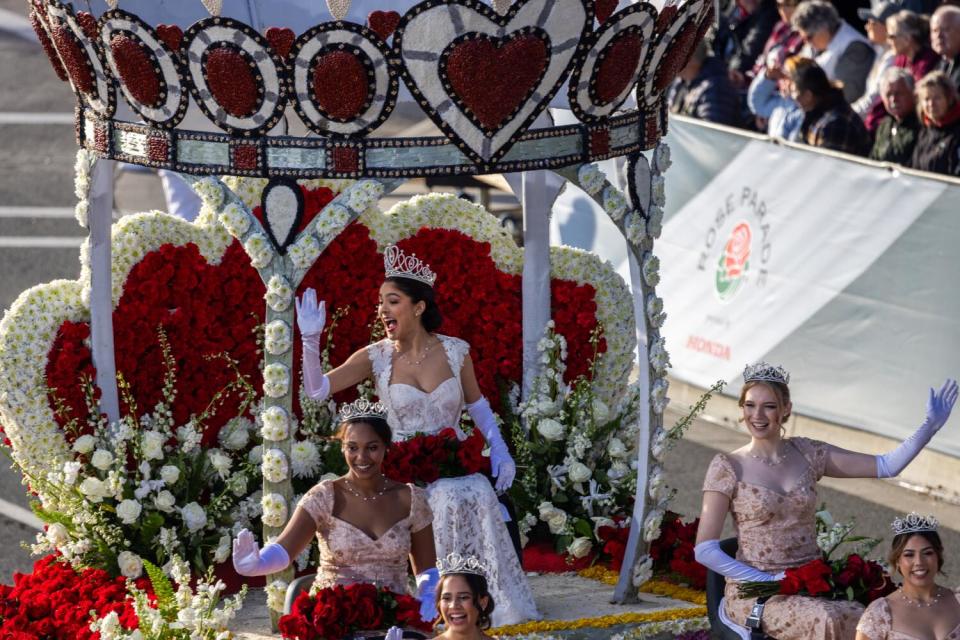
[337,398,388,423]
[743,361,790,385]
[383,245,437,287]
[892,512,939,536]
[436,552,488,578]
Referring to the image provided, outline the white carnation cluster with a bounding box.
[645,294,666,329]
[218,201,251,237]
[631,554,654,588]
[625,211,646,246]
[288,234,321,270]
[314,203,352,239]
[642,507,665,543]
[263,363,290,398]
[265,274,294,311]
[264,320,292,355]
[649,337,671,374]
[602,186,628,222]
[261,406,290,441]
[261,493,288,527]
[243,233,274,268]
[577,163,606,196]
[73,149,95,227]
[262,448,289,483]
[641,252,660,288]
[346,179,385,213]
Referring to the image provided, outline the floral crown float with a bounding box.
[743,361,790,386]
[891,513,939,536]
[436,552,489,578]
[29,0,713,179]
[383,245,437,287]
[338,398,389,423]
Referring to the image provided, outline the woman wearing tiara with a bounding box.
[232,400,439,630]
[294,245,539,626]
[695,362,957,639]
[434,553,499,640]
[857,513,960,640]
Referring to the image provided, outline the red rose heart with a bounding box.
[75,11,98,39]
[156,24,183,53]
[595,0,619,24]
[368,10,401,41]
[265,26,295,59]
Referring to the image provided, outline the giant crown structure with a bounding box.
[29,0,712,179]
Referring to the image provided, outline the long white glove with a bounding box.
[694,539,780,583]
[232,529,290,576]
[876,379,958,478]
[466,397,516,493]
[416,568,439,622]
[384,628,404,640]
[295,288,330,401]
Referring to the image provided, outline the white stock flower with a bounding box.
[578,164,605,195]
[72,434,96,454]
[177,423,202,453]
[266,579,289,612]
[569,537,594,559]
[160,465,180,485]
[261,406,289,441]
[155,490,176,512]
[607,437,628,459]
[62,461,81,485]
[265,274,293,312]
[141,430,165,460]
[261,448,289,483]
[264,320,292,355]
[218,202,251,237]
[261,493,288,527]
[568,461,591,484]
[117,551,143,578]
[90,449,114,471]
[288,234,321,270]
[219,418,251,451]
[536,418,565,442]
[290,440,320,478]
[263,363,290,398]
[181,502,208,532]
[117,499,143,525]
[243,233,274,269]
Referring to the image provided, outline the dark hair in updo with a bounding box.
[434,573,495,630]
[333,415,392,446]
[888,530,945,575]
[384,276,443,332]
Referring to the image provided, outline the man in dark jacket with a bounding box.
[669,41,743,127]
[793,63,871,155]
[870,68,921,164]
[932,5,960,89]
[716,0,780,89]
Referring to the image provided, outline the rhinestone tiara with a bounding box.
[337,399,388,423]
[383,245,437,287]
[743,361,790,385]
[891,513,939,536]
[436,552,488,578]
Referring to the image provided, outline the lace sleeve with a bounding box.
[790,437,829,480]
[703,454,737,498]
[408,484,434,533]
[439,335,470,385]
[297,480,333,529]
[366,340,392,400]
[855,597,891,640]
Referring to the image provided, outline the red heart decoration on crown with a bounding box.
[368,10,401,41]
[595,0,619,24]
[265,26,295,59]
[156,24,184,52]
[75,11,98,39]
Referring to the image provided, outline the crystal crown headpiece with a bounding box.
[743,361,790,385]
[383,245,437,287]
[337,399,388,423]
[436,552,488,578]
[891,512,939,536]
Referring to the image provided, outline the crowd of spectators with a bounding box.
[668,0,960,177]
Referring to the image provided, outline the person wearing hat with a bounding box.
[852,1,901,132]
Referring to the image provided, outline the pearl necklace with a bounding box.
[748,446,788,467]
[343,477,389,502]
[898,586,942,608]
[394,338,438,367]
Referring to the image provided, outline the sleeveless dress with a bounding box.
[857,590,960,640]
[702,437,864,639]
[367,335,540,627]
[297,479,433,594]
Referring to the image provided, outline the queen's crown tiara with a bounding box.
[337,399,388,423]
[891,513,939,536]
[383,245,437,287]
[436,552,488,578]
[743,361,790,385]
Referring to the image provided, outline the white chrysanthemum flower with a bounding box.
[648,465,666,501]
[577,164,605,195]
[261,406,289,442]
[290,440,320,479]
[288,234,321,270]
[315,203,351,237]
[650,174,666,207]
[653,143,672,172]
[603,187,628,222]
[261,493,288,527]
[193,177,224,210]
[181,502,208,532]
[117,499,143,525]
[647,205,664,238]
[651,378,670,414]
[625,211,646,246]
[266,579,289,613]
[646,294,666,329]
[643,507,664,543]
[265,274,293,312]
[263,363,290,398]
[243,233,274,269]
[264,320,292,355]
[649,337,671,374]
[642,252,661,287]
[346,180,385,213]
[208,449,233,479]
[261,448,289,483]
[218,202,251,238]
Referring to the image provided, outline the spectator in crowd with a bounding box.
[794,62,872,155]
[748,54,816,139]
[931,5,960,88]
[751,0,807,80]
[852,1,900,133]
[792,1,876,102]
[870,67,921,163]
[669,40,743,127]
[888,10,939,79]
[911,71,960,174]
[716,0,781,89]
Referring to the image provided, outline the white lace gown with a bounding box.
[367,335,540,627]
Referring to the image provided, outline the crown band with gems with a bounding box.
[437,552,488,578]
[383,245,437,287]
[891,513,939,536]
[743,361,790,385]
[337,399,388,423]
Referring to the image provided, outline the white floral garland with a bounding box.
[73,149,96,228]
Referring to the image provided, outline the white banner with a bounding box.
[656,140,946,387]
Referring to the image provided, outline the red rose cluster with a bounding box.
[381,428,490,486]
[279,583,432,640]
[778,555,894,605]
[597,517,631,571]
[649,512,706,589]
[0,554,146,639]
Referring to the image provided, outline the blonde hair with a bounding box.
[738,380,792,426]
[917,71,959,105]
[783,55,816,80]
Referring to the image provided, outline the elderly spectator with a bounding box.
[716,0,780,89]
[748,54,816,139]
[911,71,960,175]
[870,67,921,164]
[888,10,939,80]
[851,1,900,133]
[931,5,960,89]
[750,0,806,79]
[793,63,871,155]
[669,40,743,127]
[792,1,876,103]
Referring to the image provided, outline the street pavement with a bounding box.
[2,2,960,594]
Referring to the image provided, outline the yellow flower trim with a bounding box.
[576,568,707,605]
[490,605,707,636]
